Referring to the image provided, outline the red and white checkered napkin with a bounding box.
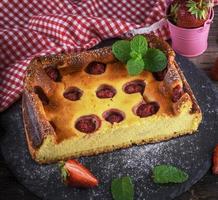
[0,0,188,111]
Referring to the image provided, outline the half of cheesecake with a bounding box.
[22,35,202,163]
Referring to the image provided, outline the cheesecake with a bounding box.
[22,35,202,163]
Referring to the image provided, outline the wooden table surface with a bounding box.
[0,7,218,200]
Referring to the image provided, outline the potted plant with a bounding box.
[167,0,214,57]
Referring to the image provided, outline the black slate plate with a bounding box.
[0,55,218,200]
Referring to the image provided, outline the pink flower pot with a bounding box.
[167,8,214,57]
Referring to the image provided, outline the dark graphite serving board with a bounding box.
[0,55,218,200]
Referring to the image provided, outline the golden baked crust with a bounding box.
[22,34,202,163]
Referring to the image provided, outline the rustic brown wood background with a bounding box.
[0,6,218,200]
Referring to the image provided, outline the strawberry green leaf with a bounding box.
[143,48,167,72]
[126,58,144,76]
[111,176,134,200]
[201,9,206,19]
[112,40,131,63]
[153,165,189,184]
[59,162,69,183]
[170,3,179,15]
[130,35,148,55]
[170,3,179,23]
[186,0,209,20]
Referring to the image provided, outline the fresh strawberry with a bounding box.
[210,58,218,81]
[169,0,211,28]
[59,160,99,188]
[212,145,218,175]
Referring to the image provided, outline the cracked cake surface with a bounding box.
[22,35,202,163]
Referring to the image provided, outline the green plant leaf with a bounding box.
[169,2,179,23]
[112,40,131,63]
[130,35,148,55]
[186,0,209,20]
[111,176,134,200]
[153,165,189,184]
[59,162,69,183]
[126,58,144,76]
[130,50,142,60]
[201,9,206,19]
[170,2,179,14]
[143,48,167,72]
[112,35,168,76]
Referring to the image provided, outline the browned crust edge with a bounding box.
[22,90,56,151]
[173,61,201,114]
[22,92,40,160]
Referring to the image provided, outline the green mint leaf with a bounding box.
[112,40,131,63]
[130,35,148,55]
[126,58,144,76]
[143,48,167,72]
[130,50,142,60]
[111,176,134,200]
[153,165,189,184]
